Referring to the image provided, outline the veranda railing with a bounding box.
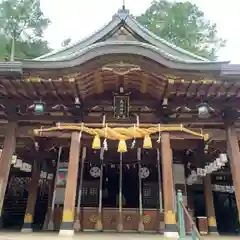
[177,190,203,240]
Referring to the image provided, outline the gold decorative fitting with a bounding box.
[143,215,151,224]
[168,79,175,84]
[68,77,75,82]
[89,215,97,223]
[102,62,141,75]
[200,79,213,84]
[26,76,41,82]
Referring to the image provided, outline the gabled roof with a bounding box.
[35,8,210,62]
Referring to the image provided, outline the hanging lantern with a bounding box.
[92,135,101,149]
[143,135,152,149]
[34,101,45,113]
[197,102,210,119]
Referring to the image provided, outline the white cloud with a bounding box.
[41,0,240,63]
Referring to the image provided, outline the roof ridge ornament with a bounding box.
[122,0,126,10]
[117,0,129,17]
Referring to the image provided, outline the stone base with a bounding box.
[209,231,219,235]
[209,225,219,235]
[116,223,123,232]
[21,228,33,232]
[94,219,103,231]
[138,221,144,232]
[59,229,74,236]
[73,219,81,231]
[164,231,179,239]
[47,220,54,231]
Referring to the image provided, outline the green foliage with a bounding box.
[136,0,226,60]
[0,0,51,59]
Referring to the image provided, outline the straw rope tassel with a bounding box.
[117,152,123,232]
[95,147,104,231]
[74,146,87,231]
[137,148,144,232]
[47,146,62,230]
[157,148,163,232]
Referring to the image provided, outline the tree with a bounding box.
[0,0,51,60]
[136,0,226,60]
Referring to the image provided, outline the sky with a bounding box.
[40,0,240,63]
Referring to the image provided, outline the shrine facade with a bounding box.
[0,7,240,239]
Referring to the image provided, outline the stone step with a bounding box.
[0,232,239,240]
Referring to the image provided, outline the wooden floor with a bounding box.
[0,232,239,240]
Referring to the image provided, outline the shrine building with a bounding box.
[0,7,240,239]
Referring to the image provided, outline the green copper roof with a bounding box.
[35,8,211,62]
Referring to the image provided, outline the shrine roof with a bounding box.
[0,8,239,76]
[35,8,210,62]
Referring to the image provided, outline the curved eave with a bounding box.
[0,62,22,74]
[23,41,227,71]
[34,11,125,60]
[36,9,210,62]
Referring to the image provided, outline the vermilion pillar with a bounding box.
[0,122,17,227]
[21,160,41,232]
[59,132,81,236]
[226,125,240,224]
[204,175,218,235]
[161,132,178,238]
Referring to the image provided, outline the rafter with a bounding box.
[94,71,104,94]
[140,72,148,94]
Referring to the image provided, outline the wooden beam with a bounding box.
[140,73,148,94]
[94,71,104,94]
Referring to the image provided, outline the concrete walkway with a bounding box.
[0,232,238,240]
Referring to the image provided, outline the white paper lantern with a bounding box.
[191,170,197,177]
[197,168,202,176]
[47,174,54,180]
[40,171,47,179]
[212,161,218,171]
[14,159,22,168]
[215,158,222,168]
[219,153,228,164]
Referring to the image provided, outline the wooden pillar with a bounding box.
[22,160,41,232]
[0,122,17,227]
[204,175,218,235]
[226,125,240,224]
[59,132,81,236]
[161,132,178,238]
